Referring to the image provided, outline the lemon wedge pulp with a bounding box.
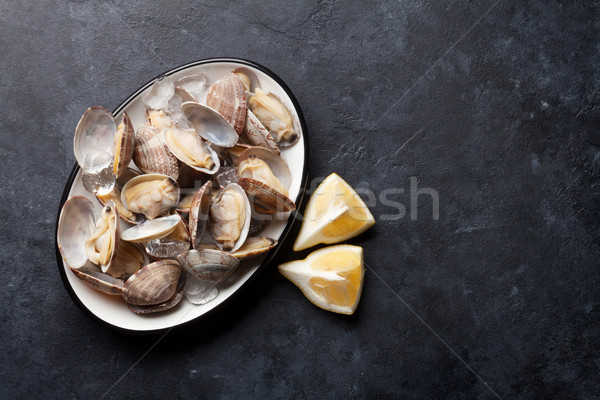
[278,245,365,315]
[293,173,375,251]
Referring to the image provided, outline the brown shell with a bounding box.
[123,260,181,306]
[238,178,296,214]
[206,73,246,134]
[112,112,135,178]
[133,124,179,180]
[71,267,125,296]
[127,273,186,314]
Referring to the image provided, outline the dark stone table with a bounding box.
[1,1,598,398]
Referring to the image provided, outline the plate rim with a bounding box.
[54,57,309,335]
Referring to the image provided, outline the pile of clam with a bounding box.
[57,69,299,314]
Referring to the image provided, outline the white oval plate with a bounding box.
[55,58,308,333]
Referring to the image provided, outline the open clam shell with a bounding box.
[112,112,135,178]
[121,214,181,243]
[232,67,261,93]
[96,168,142,224]
[85,201,120,273]
[107,241,148,279]
[236,147,295,214]
[209,183,251,253]
[177,249,240,284]
[181,101,239,148]
[144,214,191,259]
[163,126,220,174]
[57,196,97,269]
[188,180,212,249]
[248,88,299,147]
[242,110,280,154]
[121,173,180,220]
[123,260,182,306]
[133,124,179,179]
[206,72,247,135]
[73,106,116,168]
[174,86,198,103]
[71,266,125,296]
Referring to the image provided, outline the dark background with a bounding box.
[1,1,599,398]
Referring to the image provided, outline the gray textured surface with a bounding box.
[1,0,599,398]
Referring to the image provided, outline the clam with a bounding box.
[107,241,147,279]
[177,249,239,284]
[121,214,181,243]
[198,236,277,260]
[188,180,212,249]
[123,260,182,305]
[71,266,125,295]
[232,67,261,93]
[112,112,135,178]
[181,101,239,148]
[162,126,220,174]
[145,108,176,131]
[96,168,141,224]
[209,183,251,252]
[144,214,191,259]
[206,72,247,135]
[121,173,179,220]
[242,110,280,154]
[133,124,179,179]
[85,201,120,271]
[248,88,299,147]
[174,86,198,103]
[127,273,186,314]
[57,196,97,269]
[73,106,116,168]
[236,147,295,214]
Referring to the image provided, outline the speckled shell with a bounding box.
[123,260,182,306]
[206,73,247,134]
[242,110,280,154]
[133,124,179,180]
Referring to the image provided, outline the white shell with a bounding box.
[57,196,97,269]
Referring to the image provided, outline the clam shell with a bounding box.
[188,180,212,249]
[197,236,277,260]
[73,106,116,168]
[96,168,142,224]
[242,110,280,154]
[177,249,239,284]
[121,173,180,220]
[162,126,220,174]
[121,214,181,243]
[107,241,148,279]
[133,124,179,179]
[209,183,251,253]
[71,266,125,295]
[112,112,135,178]
[123,260,182,306]
[127,273,186,314]
[236,147,295,214]
[57,196,96,270]
[84,201,120,272]
[232,67,261,93]
[181,101,239,148]
[206,73,246,135]
[248,89,299,147]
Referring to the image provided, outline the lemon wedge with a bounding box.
[293,173,375,251]
[278,244,365,315]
